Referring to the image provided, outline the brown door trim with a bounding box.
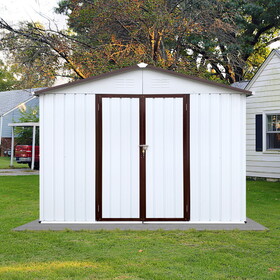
[95,94,190,221]
[184,95,190,221]
[95,95,102,221]
[139,96,146,221]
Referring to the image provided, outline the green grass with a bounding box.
[0,157,28,169]
[0,176,279,279]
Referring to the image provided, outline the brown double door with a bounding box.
[96,94,190,221]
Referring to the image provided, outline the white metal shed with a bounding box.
[36,64,251,224]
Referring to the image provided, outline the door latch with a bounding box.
[139,144,149,157]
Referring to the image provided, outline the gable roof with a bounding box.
[245,49,280,90]
[35,64,251,95]
[0,88,41,116]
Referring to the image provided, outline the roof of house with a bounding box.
[231,81,250,90]
[0,88,41,116]
[36,64,252,95]
[245,49,280,90]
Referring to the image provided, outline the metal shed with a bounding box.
[36,64,251,224]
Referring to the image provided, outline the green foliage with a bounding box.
[0,177,279,279]
[1,22,59,89]
[1,0,279,84]
[0,60,18,91]
[53,0,280,82]
[14,106,39,145]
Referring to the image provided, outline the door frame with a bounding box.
[95,94,190,221]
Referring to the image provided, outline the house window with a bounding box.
[266,114,280,150]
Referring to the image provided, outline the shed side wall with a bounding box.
[40,93,95,222]
[190,93,246,222]
[246,53,280,179]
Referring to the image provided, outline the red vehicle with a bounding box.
[15,145,40,170]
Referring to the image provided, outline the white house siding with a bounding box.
[39,67,247,223]
[246,51,280,179]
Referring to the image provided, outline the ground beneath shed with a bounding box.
[14,218,267,231]
[0,168,39,176]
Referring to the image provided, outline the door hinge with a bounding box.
[97,205,100,212]
[186,104,188,111]
[98,103,100,111]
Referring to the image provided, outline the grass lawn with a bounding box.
[0,176,279,280]
[0,157,29,169]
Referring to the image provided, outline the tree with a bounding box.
[0,0,279,84]
[0,60,18,91]
[221,0,280,82]
[51,0,280,82]
[1,0,235,82]
[54,0,238,79]
[0,22,61,88]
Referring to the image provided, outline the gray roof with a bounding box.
[231,81,249,90]
[0,88,42,116]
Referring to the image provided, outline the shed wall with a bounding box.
[246,53,280,179]
[40,69,246,223]
[190,93,246,222]
[40,93,95,222]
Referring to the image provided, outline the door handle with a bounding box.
[139,144,149,150]
[139,144,149,157]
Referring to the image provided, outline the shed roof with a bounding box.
[35,65,251,95]
[0,88,42,116]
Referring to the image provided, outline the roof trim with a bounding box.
[245,49,280,90]
[35,64,252,95]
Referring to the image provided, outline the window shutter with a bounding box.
[255,114,263,152]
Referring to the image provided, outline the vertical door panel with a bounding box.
[102,98,139,218]
[146,98,184,218]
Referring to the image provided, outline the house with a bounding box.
[233,50,280,180]
[0,88,39,156]
[35,63,251,224]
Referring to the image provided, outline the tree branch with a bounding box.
[0,18,86,79]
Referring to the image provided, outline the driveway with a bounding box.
[0,168,39,176]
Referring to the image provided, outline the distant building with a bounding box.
[0,88,40,156]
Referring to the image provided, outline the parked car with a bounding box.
[15,145,40,170]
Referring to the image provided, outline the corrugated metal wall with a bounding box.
[190,93,246,222]
[40,93,95,222]
[40,69,246,223]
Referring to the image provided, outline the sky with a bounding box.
[0,0,66,29]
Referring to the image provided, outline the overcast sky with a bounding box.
[0,0,66,28]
